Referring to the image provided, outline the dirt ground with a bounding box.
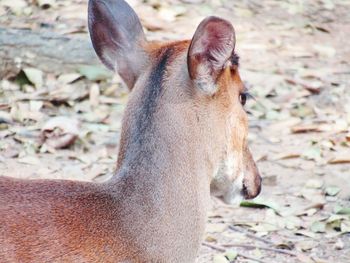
[1,0,350,262]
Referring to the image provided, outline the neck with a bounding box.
[108,100,212,261]
[106,50,219,261]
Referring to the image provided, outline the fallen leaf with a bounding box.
[2,147,19,158]
[313,44,336,58]
[0,111,13,124]
[41,116,79,149]
[224,250,237,261]
[291,124,321,133]
[272,152,301,160]
[1,0,27,14]
[325,186,341,196]
[23,68,43,89]
[29,100,43,112]
[204,235,217,242]
[206,223,226,233]
[292,203,324,217]
[328,157,350,164]
[251,222,280,232]
[213,254,228,263]
[89,84,100,107]
[240,197,280,214]
[327,218,342,232]
[296,252,314,263]
[335,206,350,215]
[334,239,344,250]
[78,65,112,81]
[305,179,324,189]
[36,0,56,9]
[158,5,186,22]
[300,188,326,204]
[302,146,322,161]
[341,221,350,233]
[57,73,82,84]
[296,240,318,252]
[18,156,40,165]
[49,84,88,102]
[310,221,326,233]
[326,214,349,223]
[295,230,317,239]
[285,78,321,94]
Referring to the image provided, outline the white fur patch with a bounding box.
[224,153,235,176]
[194,63,217,95]
[222,171,244,206]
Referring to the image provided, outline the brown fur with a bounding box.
[0,1,261,262]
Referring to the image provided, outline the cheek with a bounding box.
[228,110,248,151]
[224,110,248,182]
[225,151,244,182]
[224,153,235,176]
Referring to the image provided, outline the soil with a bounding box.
[1,0,350,262]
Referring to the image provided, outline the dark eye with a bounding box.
[239,93,247,106]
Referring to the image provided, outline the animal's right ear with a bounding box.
[187,16,236,95]
[88,0,147,89]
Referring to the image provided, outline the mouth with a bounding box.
[218,183,244,206]
[216,177,262,205]
[241,184,250,199]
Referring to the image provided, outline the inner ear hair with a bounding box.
[187,16,236,95]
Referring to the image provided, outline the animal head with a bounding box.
[88,0,261,204]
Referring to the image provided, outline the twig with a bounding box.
[237,253,270,263]
[202,242,225,252]
[222,243,297,257]
[285,78,321,94]
[202,242,270,263]
[271,160,304,171]
[229,225,274,245]
[13,89,48,102]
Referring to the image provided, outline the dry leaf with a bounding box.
[36,0,56,9]
[291,124,321,133]
[328,157,350,164]
[305,179,324,189]
[57,73,82,84]
[89,84,100,108]
[206,223,226,233]
[23,68,43,89]
[18,156,40,165]
[41,116,79,149]
[213,254,228,263]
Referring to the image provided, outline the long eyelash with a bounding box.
[231,53,239,66]
[245,92,255,101]
[242,91,255,102]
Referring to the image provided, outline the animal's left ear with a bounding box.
[187,16,236,95]
[88,0,147,89]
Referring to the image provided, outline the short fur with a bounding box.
[0,1,261,262]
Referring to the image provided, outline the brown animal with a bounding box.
[0,0,261,262]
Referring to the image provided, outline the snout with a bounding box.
[210,147,262,204]
[242,172,261,199]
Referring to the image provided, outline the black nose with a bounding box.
[241,184,250,199]
[242,176,262,199]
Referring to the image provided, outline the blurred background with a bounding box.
[0,0,350,262]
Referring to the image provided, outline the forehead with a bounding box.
[147,40,244,94]
[147,40,190,62]
[217,66,244,96]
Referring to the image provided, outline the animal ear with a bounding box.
[187,16,236,95]
[88,0,147,89]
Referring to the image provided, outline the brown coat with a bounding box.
[0,0,261,262]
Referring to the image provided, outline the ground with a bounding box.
[1,0,350,262]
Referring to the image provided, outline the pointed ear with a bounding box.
[187,16,236,95]
[88,0,147,89]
